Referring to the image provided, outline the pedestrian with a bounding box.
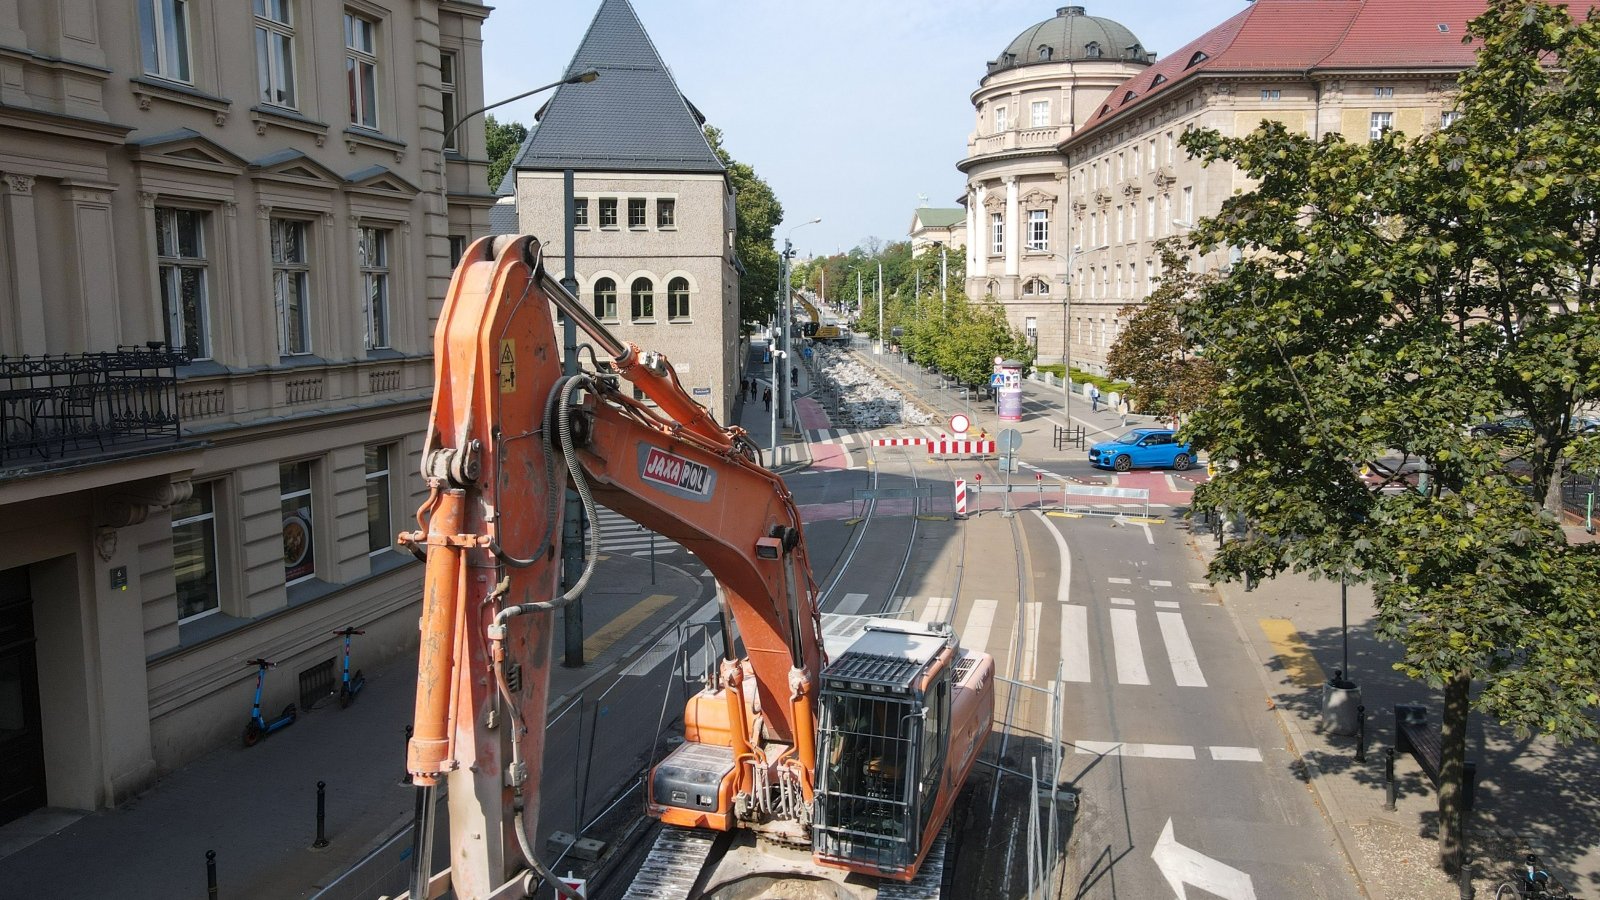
[790,366,798,387]
[749,380,757,400]
[1089,382,1101,412]
[762,387,772,411]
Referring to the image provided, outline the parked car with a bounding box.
[1088,428,1194,471]
[1470,415,1599,438]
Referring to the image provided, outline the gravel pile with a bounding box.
[810,345,933,427]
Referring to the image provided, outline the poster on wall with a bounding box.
[282,508,315,583]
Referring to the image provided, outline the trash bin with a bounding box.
[1321,676,1362,736]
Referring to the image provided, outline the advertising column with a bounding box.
[995,357,1024,421]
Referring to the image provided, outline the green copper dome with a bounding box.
[989,6,1152,73]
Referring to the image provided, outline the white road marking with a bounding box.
[1209,746,1264,762]
[1060,605,1090,683]
[924,596,953,622]
[1149,579,1172,587]
[1152,818,1258,900]
[1188,582,1210,592]
[1110,597,1135,606]
[962,599,998,656]
[835,592,870,616]
[1020,602,1042,682]
[1157,612,1207,687]
[1109,608,1150,685]
[1154,600,1181,609]
[1108,577,1132,584]
[1075,740,1195,759]
[1139,522,1154,544]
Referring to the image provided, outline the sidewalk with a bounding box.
[737,337,813,474]
[0,552,705,899]
[1196,527,1600,899]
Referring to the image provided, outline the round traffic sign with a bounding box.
[999,428,1023,453]
[950,414,970,434]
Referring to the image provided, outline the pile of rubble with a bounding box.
[810,345,932,427]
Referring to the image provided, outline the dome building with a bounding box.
[958,5,1152,362]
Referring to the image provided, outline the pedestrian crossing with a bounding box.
[591,508,691,558]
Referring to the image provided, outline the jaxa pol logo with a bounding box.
[639,446,716,501]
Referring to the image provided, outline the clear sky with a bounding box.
[481,0,1251,257]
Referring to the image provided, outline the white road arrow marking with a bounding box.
[1151,818,1257,900]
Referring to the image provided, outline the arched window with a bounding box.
[1038,45,1053,61]
[985,280,998,297]
[667,277,690,320]
[1027,278,1050,296]
[630,277,654,320]
[1084,41,1101,59]
[1186,50,1208,68]
[593,277,617,320]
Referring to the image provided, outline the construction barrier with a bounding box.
[871,437,927,447]
[928,439,996,455]
[954,479,967,517]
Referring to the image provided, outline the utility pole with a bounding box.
[877,262,884,354]
[560,168,584,668]
[940,241,948,313]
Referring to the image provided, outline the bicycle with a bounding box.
[1495,854,1557,899]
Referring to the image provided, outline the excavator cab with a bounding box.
[811,622,956,880]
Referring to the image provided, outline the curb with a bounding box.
[1192,536,1382,900]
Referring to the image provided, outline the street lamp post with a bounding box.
[769,349,787,461]
[780,218,820,426]
[1054,243,1108,422]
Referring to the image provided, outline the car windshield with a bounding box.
[1114,431,1148,444]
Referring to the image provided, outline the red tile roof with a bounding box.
[1064,0,1490,148]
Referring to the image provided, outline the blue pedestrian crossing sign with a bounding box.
[990,373,1006,387]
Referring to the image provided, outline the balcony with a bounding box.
[1,345,190,471]
[970,126,1069,159]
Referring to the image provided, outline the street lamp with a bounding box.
[440,68,599,153]
[780,217,820,426]
[1054,243,1108,422]
[769,349,787,461]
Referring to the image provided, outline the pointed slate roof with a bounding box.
[512,0,724,174]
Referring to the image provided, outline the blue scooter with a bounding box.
[333,628,367,708]
[242,658,297,746]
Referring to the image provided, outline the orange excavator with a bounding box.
[399,235,994,900]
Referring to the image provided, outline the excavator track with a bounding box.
[621,826,716,900]
[875,826,950,900]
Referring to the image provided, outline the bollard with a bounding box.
[313,781,329,848]
[1356,705,1367,763]
[1383,748,1397,811]
[206,849,218,900]
[403,725,413,784]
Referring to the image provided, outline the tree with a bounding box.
[1180,0,1600,873]
[1106,239,1221,421]
[705,126,783,327]
[484,115,528,193]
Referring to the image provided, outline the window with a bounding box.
[593,277,617,320]
[448,235,466,268]
[1128,203,1138,241]
[344,12,379,129]
[280,461,316,585]
[1085,41,1102,59]
[1370,111,1394,141]
[1148,138,1157,171]
[1441,110,1461,129]
[1160,194,1171,236]
[1038,45,1052,61]
[364,444,393,555]
[173,482,219,621]
[359,226,391,350]
[1260,89,1281,101]
[1116,206,1125,242]
[1165,131,1175,163]
[993,105,1008,132]
[573,198,589,227]
[1146,258,1156,294]
[1088,212,1098,246]
[1117,153,1125,182]
[1027,209,1049,251]
[599,197,618,227]
[440,51,458,151]
[1146,196,1156,235]
[253,0,297,108]
[628,197,647,228]
[155,207,211,360]
[1374,86,1394,98]
[1030,100,1049,128]
[667,277,690,320]
[990,213,1003,255]
[630,277,654,320]
[657,198,676,228]
[1021,279,1048,296]
[140,0,192,83]
[1132,145,1141,173]
[1182,186,1194,224]
[270,219,311,355]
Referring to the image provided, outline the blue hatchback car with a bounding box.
[1088,428,1194,472]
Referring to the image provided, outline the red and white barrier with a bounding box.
[927,439,996,455]
[954,479,968,517]
[871,437,927,447]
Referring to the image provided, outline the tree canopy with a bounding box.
[705,126,783,328]
[1179,0,1600,872]
[484,114,527,193]
[1106,239,1221,421]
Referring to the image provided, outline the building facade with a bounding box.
[0,0,490,824]
[908,207,967,258]
[1053,0,1484,373]
[958,5,1153,363]
[506,0,741,423]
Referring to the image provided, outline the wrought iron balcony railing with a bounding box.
[0,344,190,469]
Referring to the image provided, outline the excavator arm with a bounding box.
[398,235,825,900]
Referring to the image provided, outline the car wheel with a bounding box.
[1113,454,1132,472]
[1172,453,1192,471]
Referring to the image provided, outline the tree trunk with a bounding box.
[1438,668,1472,874]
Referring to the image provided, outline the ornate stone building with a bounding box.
[958,5,1153,361]
[0,0,489,824]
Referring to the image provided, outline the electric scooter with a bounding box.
[242,658,297,746]
[333,627,367,708]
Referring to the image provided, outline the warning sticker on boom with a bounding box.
[638,445,716,502]
[498,340,516,393]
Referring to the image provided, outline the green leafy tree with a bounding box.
[705,126,783,327]
[1106,240,1221,421]
[484,114,528,193]
[1180,0,1600,873]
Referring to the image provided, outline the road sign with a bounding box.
[950,414,970,434]
[990,373,1006,387]
[998,428,1023,453]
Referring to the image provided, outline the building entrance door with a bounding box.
[0,566,45,825]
